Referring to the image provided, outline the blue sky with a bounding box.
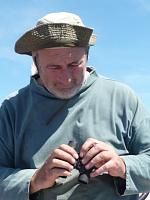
[0,0,150,110]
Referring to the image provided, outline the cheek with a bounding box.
[72,67,85,80]
[40,70,56,84]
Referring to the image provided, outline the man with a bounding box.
[0,12,150,200]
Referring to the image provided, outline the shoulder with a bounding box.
[96,75,137,98]
[0,84,30,111]
[94,75,140,113]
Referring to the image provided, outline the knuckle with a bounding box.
[90,159,96,165]
[98,152,105,161]
[93,143,100,151]
[51,158,57,165]
[87,138,96,143]
[87,137,93,141]
[53,148,60,155]
[59,144,66,149]
[103,164,108,172]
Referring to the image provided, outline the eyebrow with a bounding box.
[46,60,83,67]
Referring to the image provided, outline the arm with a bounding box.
[120,100,150,195]
[0,101,36,200]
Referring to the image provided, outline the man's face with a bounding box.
[34,47,87,99]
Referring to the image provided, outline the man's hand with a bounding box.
[30,144,78,194]
[80,138,126,179]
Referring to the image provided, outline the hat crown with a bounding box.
[36,12,85,27]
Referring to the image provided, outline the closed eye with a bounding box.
[46,65,61,70]
[69,61,83,68]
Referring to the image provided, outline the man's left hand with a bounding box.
[80,138,126,179]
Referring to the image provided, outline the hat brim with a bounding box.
[15,23,96,55]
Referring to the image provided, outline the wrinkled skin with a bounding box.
[33,47,88,99]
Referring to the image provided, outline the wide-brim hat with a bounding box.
[15,12,96,55]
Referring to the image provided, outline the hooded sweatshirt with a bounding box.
[0,69,150,200]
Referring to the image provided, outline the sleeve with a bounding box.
[115,96,150,196]
[0,101,36,200]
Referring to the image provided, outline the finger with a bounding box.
[80,138,98,158]
[82,142,112,165]
[51,148,76,165]
[80,138,113,158]
[50,158,74,172]
[90,160,111,177]
[52,168,72,178]
[45,167,72,184]
[59,144,78,159]
[82,142,114,166]
[31,165,73,191]
[85,150,110,169]
[90,158,124,178]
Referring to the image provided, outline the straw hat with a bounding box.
[15,12,96,55]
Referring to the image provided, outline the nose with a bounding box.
[59,69,72,86]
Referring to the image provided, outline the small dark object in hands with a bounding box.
[68,140,95,184]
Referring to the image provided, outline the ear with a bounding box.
[32,51,39,68]
[32,51,39,75]
[31,62,38,75]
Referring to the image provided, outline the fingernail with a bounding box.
[85,164,90,169]
[70,165,74,170]
[100,171,108,175]
[74,153,78,159]
[80,152,83,158]
[71,158,75,163]
[69,172,72,176]
[82,159,86,164]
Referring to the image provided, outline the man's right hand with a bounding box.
[29,144,79,194]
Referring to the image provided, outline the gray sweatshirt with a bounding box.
[0,69,150,200]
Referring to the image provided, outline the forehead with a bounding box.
[37,47,86,59]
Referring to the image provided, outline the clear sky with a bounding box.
[0,0,150,110]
